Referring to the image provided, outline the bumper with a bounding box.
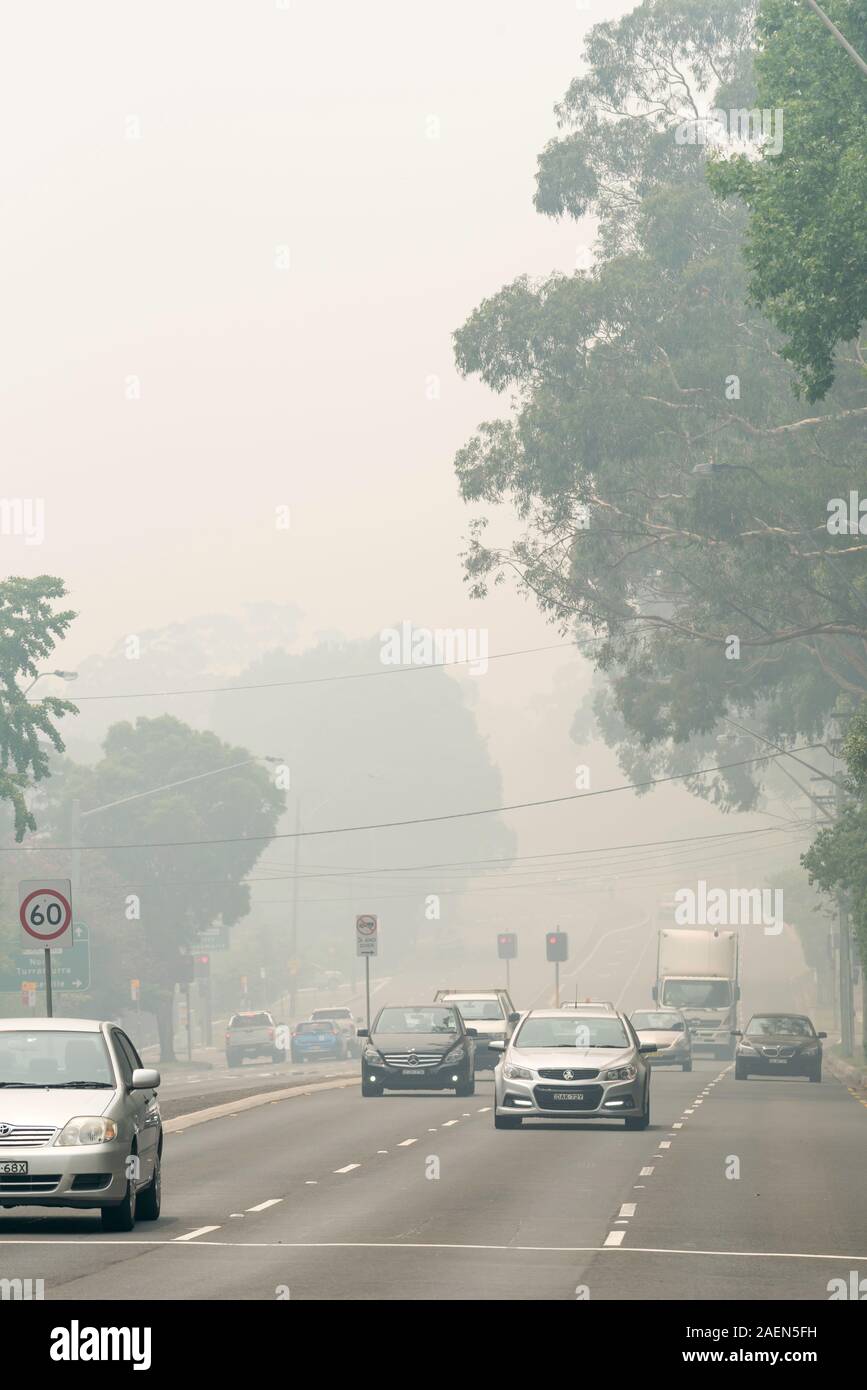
[494,1075,644,1118]
[738,1052,819,1076]
[0,1143,131,1209]
[363,1062,471,1091]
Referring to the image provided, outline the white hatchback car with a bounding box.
[0,1018,161,1231]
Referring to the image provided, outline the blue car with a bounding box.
[290,1020,348,1063]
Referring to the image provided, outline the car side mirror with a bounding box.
[731,1030,742,1037]
[507,1012,520,1024]
[489,1040,505,1052]
[651,985,657,1001]
[356,1028,369,1038]
[131,1068,160,1090]
[466,1027,478,1037]
[638,1043,657,1054]
[818,1031,827,1039]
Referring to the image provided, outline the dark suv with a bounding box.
[734,1013,826,1082]
[358,1005,477,1097]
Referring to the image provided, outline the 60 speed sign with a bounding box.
[19,879,73,947]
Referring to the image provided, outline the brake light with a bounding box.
[267,1027,274,1040]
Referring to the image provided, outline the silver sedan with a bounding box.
[0,1017,161,1231]
[492,1009,655,1130]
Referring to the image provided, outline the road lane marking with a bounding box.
[619,1204,636,1218]
[334,1163,360,1174]
[639,1166,654,1175]
[672,1122,683,1129]
[477,1107,490,1112]
[604,1231,626,1247]
[247,1199,283,1212]
[397,1139,417,1147]
[442,1119,459,1127]
[175,1226,221,1241]
[659,1141,671,1148]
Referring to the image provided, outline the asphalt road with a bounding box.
[0,1059,865,1301]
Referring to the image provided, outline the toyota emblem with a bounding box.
[0,1124,11,1136]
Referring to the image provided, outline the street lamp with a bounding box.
[24,670,79,695]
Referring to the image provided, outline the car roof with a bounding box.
[747,1011,811,1021]
[524,1009,623,1022]
[0,1017,106,1032]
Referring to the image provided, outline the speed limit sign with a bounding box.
[19,879,73,948]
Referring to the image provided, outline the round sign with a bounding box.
[19,887,72,942]
[356,915,377,935]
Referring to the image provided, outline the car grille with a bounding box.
[383,1053,444,1068]
[533,1085,604,1111]
[0,1126,56,1148]
[0,1174,61,1193]
[759,1045,797,1058]
[537,1068,598,1081]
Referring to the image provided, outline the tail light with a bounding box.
[267,1027,274,1040]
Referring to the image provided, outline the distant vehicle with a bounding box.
[491,1009,655,1130]
[225,1011,283,1068]
[358,1005,477,1097]
[290,1019,347,1063]
[734,1014,826,1082]
[560,1000,617,1013]
[654,928,739,1058]
[630,1008,693,1070]
[310,1006,361,1057]
[433,988,518,1070]
[0,1018,161,1232]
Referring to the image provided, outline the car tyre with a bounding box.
[226,1050,241,1068]
[494,1111,522,1129]
[809,1066,822,1083]
[682,1059,693,1072]
[455,1076,475,1097]
[101,1176,137,1232]
[137,1153,161,1222]
[625,1086,650,1131]
[361,1078,384,1097]
[271,1049,284,1064]
[734,1061,748,1080]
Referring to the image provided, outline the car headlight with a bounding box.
[603,1064,637,1082]
[55,1116,118,1146]
[504,1063,533,1080]
[444,1044,466,1063]
[738,1041,757,1054]
[802,1045,819,1054]
[363,1047,383,1064]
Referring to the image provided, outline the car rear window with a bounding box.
[312,1009,350,1020]
[230,1013,271,1028]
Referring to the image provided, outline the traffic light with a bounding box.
[176,955,195,986]
[546,931,568,962]
[497,932,517,960]
[194,954,210,978]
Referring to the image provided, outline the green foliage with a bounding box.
[708,0,867,400]
[0,576,77,839]
[453,0,867,809]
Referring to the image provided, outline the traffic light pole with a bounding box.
[505,958,511,994]
[554,960,560,1008]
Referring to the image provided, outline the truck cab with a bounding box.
[654,929,739,1059]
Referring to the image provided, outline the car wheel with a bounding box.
[271,1049,284,1063]
[494,1112,522,1129]
[361,1079,383,1097]
[226,1051,240,1068]
[455,1076,475,1097]
[137,1152,161,1222]
[809,1066,822,1083]
[101,1175,137,1232]
[682,1059,693,1072]
[625,1086,650,1131]
[734,1061,748,1080]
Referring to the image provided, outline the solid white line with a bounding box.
[334,1163,360,1174]
[174,1226,221,1242]
[639,1166,654,1176]
[247,1199,283,1212]
[0,1238,865,1260]
[619,1203,637,1218]
[604,1231,626,1247]
[397,1139,417,1147]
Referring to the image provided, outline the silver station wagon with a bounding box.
[0,1018,162,1231]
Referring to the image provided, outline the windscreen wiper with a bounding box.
[43,1081,115,1089]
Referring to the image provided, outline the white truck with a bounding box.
[653,929,739,1058]
[433,987,518,1071]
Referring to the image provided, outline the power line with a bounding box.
[68,641,579,702]
[7,743,826,855]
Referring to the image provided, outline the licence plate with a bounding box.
[0,1162,27,1175]
[768,1058,787,1064]
[553,1092,583,1102]
[403,1068,424,1075]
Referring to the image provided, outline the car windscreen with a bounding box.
[661,980,732,1008]
[746,1016,814,1037]
[0,1031,115,1087]
[632,1012,684,1031]
[297,1022,334,1033]
[374,1008,459,1034]
[445,999,503,1021]
[230,1014,271,1027]
[514,1016,629,1049]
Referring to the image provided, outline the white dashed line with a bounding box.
[247,1199,283,1212]
[659,1141,671,1148]
[477,1107,491,1113]
[639,1166,654,1176]
[619,1204,637,1218]
[442,1120,460,1127]
[175,1226,221,1242]
[604,1231,626,1247]
[397,1139,417,1148]
[334,1163,360,1174]
[672,1123,683,1129]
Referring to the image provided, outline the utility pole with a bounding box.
[805,0,867,77]
[288,798,301,1021]
[835,772,856,1055]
